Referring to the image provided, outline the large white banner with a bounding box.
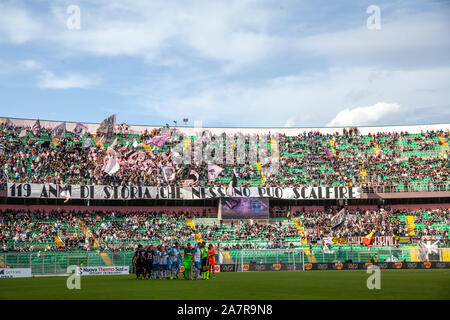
[7,183,361,200]
[0,268,32,279]
[76,266,129,276]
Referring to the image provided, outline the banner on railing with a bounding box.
[347,236,395,246]
[7,183,361,201]
[223,262,450,272]
[76,266,129,276]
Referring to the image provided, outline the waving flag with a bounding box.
[183,179,195,187]
[3,118,13,129]
[61,187,71,203]
[96,114,116,143]
[208,164,223,181]
[103,157,120,175]
[185,218,196,229]
[52,122,66,139]
[226,171,238,196]
[362,231,374,246]
[32,120,41,135]
[83,139,91,148]
[106,137,119,156]
[73,122,88,139]
[331,208,346,228]
[162,166,176,181]
[189,169,199,186]
[146,135,170,148]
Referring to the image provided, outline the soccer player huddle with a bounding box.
[132,242,216,280]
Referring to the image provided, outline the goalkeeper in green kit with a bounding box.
[183,243,193,280]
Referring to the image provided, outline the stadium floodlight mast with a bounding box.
[183,118,189,126]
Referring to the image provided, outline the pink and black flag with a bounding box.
[96,114,116,143]
[189,169,199,186]
[162,166,176,182]
[73,122,88,139]
[52,122,66,139]
[103,157,120,175]
[3,118,13,129]
[146,135,170,148]
[32,120,41,135]
[60,187,71,203]
[226,171,238,196]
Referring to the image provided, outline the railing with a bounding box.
[225,247,449,265]
[0,251,135,274]
[1,247,449,274]
[361,184,450,193]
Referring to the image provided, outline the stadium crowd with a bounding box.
[1,207,448,252]
[1,120,448,190]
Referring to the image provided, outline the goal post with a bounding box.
[235,249,305,272]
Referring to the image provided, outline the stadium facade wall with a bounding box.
[3,116,450,135]
[221,262,450,272]
[0,204,217,214]
[363,191,450,199]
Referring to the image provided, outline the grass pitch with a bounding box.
[0,270,449,300]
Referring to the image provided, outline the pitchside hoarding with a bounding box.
[7,183,361,201]
[221,197,270,219]
[220,262,450,272]
[76,266,129,276]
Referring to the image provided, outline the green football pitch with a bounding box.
[0,270,449,300]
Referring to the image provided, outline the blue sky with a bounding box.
[0,0,449,127]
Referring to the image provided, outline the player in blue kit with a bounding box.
[165,245,172,279]
[152,245,161,279]
[169,243,180,280]
[192,243,202,280]
[175,243,182,279]
[160,246,168,279]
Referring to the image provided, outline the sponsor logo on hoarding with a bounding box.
[378,263,389,269]
[271,264,282,271]
[435,262,446,269]
[423,262,431,269]
[304,263,313,270]
[333,263,343,270]
[394,262,402,269]
[214,265,220,273]
[221,264,234,272]
[317,264,328,270]
[241,264,250,271]
[77,266,129,276]
[347,263,359,270]
[406,263,417,269]
[0,268,32,279]
[285,264,296,271]
[255,264,266,271]
[179,265,185,273]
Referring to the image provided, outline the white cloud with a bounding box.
[284,118,296,127]
[0,4,42,44]
[37,71,100,89]
[134,65,450,127]
[45,0,279,68]
[20,60,43,70]
[327,102,401,127]
[295,11,450,68]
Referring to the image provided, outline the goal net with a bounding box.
[234,249,305,272]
